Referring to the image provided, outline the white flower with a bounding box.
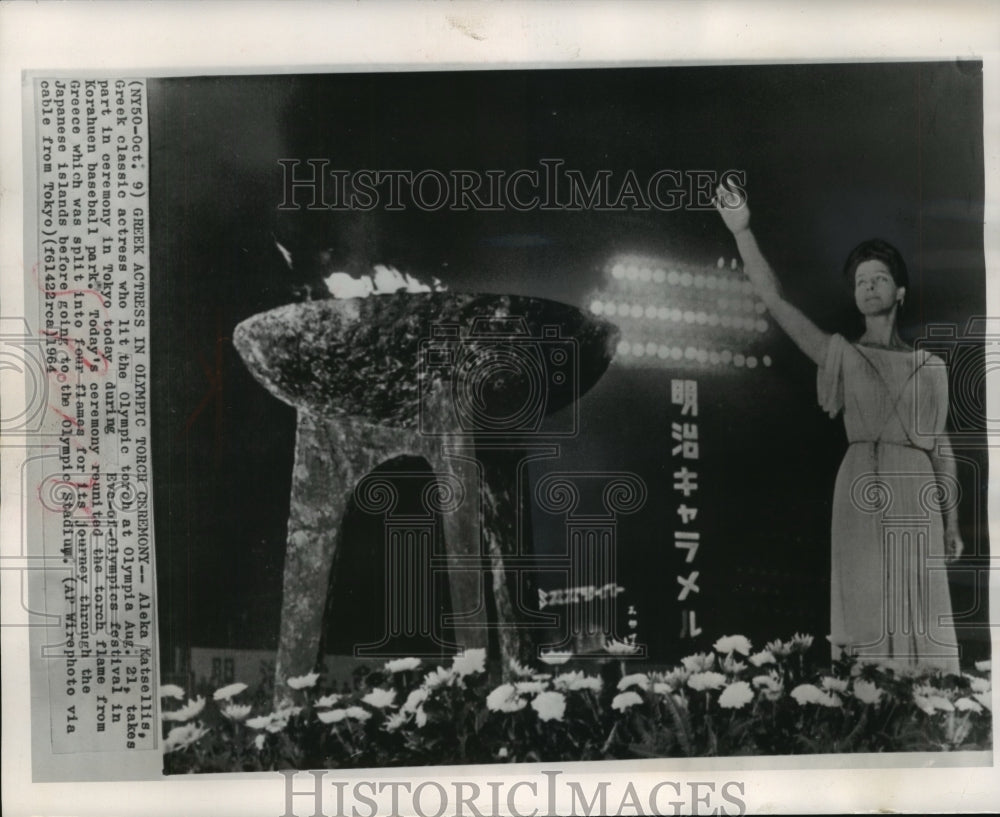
[568,675,602,693]
[383,711,408,731]
[345,706,372,722]
[966,675,990,694]
[718,681,754,709]
[713,635,752,656]
[681,653,715,673]
[913,694,953,715]
[361,688,397,709]
[159,684,185,700]
[509,658,534,678]
[721,655,747,674]
[539,650,573,666]
[791,684,841,707]
[687,672,727,692]
[451,648,487,677]
[514,681,546,695]
[653,668,690,692]
[317,708,348,724]
[422,666,454,689]
[414,706,428,727]
[974,659,991,674]
[162,696,206,722]
[789,633,814,652]
[286,672,320,690]
[403,688,429,712]
[852,679,883,705]
[552,671,583,691]
[821,676,849,694]
[553,671,601,693]
[954,697,983,714]
[752,673,783,700]
[605,638,640,655]
[611,691,643,712]
[315,694,341,708]
[764,639,792,657]
[531,691,567,722]
[213,682,248,702]
[263,706,301,733]
[253,734,266,750]
[617,673,650,691]
[749,650,775,667]
[384,657,421,673]
[163,723,209,753]
[246,714,273,730]
[222,703,252,722]
[497,746,509,758]
[486,684,526,713]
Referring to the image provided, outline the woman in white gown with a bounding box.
[715,186,962,674]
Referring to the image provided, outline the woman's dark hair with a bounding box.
[842,238,909,290]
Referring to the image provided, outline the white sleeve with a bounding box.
[817,333,848,418]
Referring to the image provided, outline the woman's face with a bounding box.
[853,259,904,317]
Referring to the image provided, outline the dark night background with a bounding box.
[148,62,990,673]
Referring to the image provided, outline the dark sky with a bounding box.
[148,62,989,669]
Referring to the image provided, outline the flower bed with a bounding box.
[162,634,992,773]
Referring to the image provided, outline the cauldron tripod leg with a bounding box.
[273,414,350,706]
[273,415,419,706]
[429,446,488,651]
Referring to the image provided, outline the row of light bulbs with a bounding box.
[615,339,772,368]
[609,259,750,293]
[591,300,769,333]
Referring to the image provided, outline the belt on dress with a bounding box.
[848,440,928,452]
[848,440,931,477]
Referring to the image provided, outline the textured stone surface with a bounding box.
[273,413,487,706]
[233,293,619,705]
[232,292,618,428]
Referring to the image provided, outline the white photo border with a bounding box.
[2,1,998,815]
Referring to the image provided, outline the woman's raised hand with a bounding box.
[715,183,750,235]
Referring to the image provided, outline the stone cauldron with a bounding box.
[233,292,618,701]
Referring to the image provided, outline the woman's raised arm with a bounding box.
[715,185,831,366]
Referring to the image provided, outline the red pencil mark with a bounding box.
[41,329,110,376]
[51,406,83,428]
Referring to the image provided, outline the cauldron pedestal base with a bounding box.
[275,413,543,705]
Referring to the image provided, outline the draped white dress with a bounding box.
[818,334,960,673]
